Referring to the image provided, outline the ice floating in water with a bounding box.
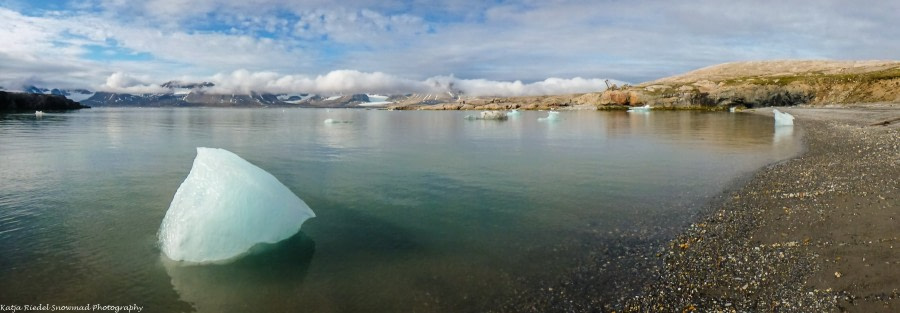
[538,111,561,121]
[34,111,44,117]
[479,110,508,120]
[158,147,315,264]
[627,105,651,112]
[464,111,508,120]
[773,109,795,126]
[507,109,521,117]
[324,118,351,124]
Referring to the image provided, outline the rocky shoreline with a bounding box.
[491,105,899,313]
[623,106,900,313]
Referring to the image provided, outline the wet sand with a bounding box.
[495,105,899,313]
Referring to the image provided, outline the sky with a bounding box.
[0,0,898,96]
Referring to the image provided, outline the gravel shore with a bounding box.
[495,106,899,313]
[621,106,899,312]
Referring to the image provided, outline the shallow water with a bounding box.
[0,108,801,312]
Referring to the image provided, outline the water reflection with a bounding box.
[162,232,316,313]
[774,125,795,145]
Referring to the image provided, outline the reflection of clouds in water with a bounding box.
[162,232,315,313]
[314,110,368,151]
[104,110,125,149]
[773,125,795,145]
[319,120,357,149]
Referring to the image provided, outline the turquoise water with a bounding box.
[0,108,800,312]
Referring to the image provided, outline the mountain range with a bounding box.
[2,81,459,108]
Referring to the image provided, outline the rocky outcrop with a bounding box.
[0,91,89,111]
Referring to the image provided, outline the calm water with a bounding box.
[0,108,800,312]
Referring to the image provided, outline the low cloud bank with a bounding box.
[99,70,622,97]
[101,72,169,94]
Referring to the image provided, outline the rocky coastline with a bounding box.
[491,105,899,313]
[0,91,89,111]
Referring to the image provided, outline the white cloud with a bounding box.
[99,72,167,93]
[203,69,425,95]
[434,77,621,97]
[147,69,615,96]
[2,0,899,92]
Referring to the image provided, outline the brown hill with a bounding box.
[602,60,900,109]
[392,60,900,110]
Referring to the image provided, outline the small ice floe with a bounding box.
[323,118,352,124]
[773,109,795,126]
[506,109,521,117]
[627,105,651,112]
[479,111,508,120]
[465,111,508,120]
[729,107,737,113]
[537,111,561,122]
[35,111,44,117]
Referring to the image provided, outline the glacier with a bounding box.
[773,109,795,126]
[158,147,315,264]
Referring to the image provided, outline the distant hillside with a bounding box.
[391,60,900,111]
[0,91,89,111]
[600,60,900,108]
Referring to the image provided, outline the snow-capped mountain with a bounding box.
[18,86,96,102]
[14,82,445,108]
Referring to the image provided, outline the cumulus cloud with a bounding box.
[99,72,168,94]
[3,1,900,90]
[430,76,623,97]
[204,69,430,95]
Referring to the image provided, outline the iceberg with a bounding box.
[538,111,560,121]
[506,109,521,117]
[627,105,651,112]
[773,109,795,126]
[479,110,508,120]
[465,111,508,120]
[158,148,315,264]
[34,111,44,117]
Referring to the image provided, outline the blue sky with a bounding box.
[0,0,898,95]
